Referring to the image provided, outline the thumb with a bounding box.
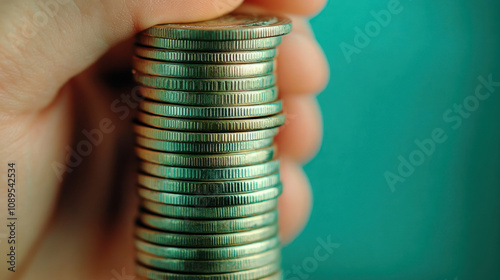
[0,0,244,113]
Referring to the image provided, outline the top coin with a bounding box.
[142,14,292,41]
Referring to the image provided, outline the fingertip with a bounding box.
[278,158,313,244]
[277,31,330,96]
[129,0,245,31]
[246,0,327,16]
[276,96,323,163]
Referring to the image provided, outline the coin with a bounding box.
[135,235,280,260]
[136,223,279,247]
[139,210,278,233]
[137,112,285,132]
[137,248,280,273]
[137,35,283,51]
[139,100,282,119]
[138,185,282,207]
[134,272,283,280]
[133,57,275,78]
[141,199,278,219]
[142,14,292,41]
[133,123,279,142]
[140,160,280,180]
[136,136,274,153]
[134,72,275,91]
[135,261,281,280]
[138,86,279,106]
[135,46,278,64]
[137,173,281,194]
[135,146,276,167]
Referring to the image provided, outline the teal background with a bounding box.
[282,0,500,279]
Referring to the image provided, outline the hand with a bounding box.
[0,0,329,279]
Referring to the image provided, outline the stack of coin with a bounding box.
[132,14,291,279]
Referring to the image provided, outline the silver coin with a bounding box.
[139,211,278,233]
[139,100,282,119]
[135,146,276,168]
[137,172,281,194]
[140,160,280,180]
[137,35,283,51]
[134,72,276,92]
[135,46,278,64]
[137,111,286,132]
[142,14,292,41]
[135,261,281,280]
[136,136,274,153]
[136,248,281,273]
[138,86,279,106]
[138,185,282,207]
[141,199,278,219]
[134,235,280,260]
[135,223,279,247]
[133,57,275,78]
[133,123,279,142]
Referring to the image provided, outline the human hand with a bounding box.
[0,0,329,279]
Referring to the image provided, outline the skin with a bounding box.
[0,0,329,279]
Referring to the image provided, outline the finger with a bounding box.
[245,0,327,16]
[279,158,313,244]
[231,7,329,96]
[0,0,244,114]
[0,85,74,279]
[277,95,323,163]
[276,18,330,97]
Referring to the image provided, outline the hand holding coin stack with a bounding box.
[132,14,291,279]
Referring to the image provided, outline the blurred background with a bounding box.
[282,0,500,279]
